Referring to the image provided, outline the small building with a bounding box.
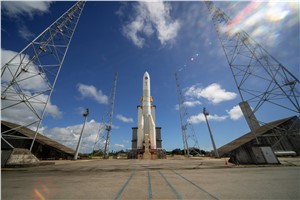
[1,121,75,161]
[218,116,300,164]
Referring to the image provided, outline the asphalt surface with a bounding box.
[2,158,300,199]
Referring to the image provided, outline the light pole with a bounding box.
[74,108,89,160]
[203,107,219,158]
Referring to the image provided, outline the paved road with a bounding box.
[2,159,300,199]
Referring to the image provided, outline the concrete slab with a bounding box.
[2,158,300,199]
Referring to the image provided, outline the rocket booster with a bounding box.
[137,72,156,149]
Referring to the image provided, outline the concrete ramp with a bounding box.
[2,148,39,167]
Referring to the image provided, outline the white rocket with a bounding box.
[137,72,156,150]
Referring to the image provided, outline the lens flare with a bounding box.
[33,183,51,200]
[226,1,261,32]
[266,2,290,22]
[221,1,297,47]
[34,189,45,200]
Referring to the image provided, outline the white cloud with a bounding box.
[116,114,134,123]
[1,49,49,91]
[122,2,180,47]
[175,100,201,110]
[122,140,130,144]
[226,105,243,120]
[185,83,237,104]
[188,113,228,124]
[114,144,125,148]
[2,1,53,41]
[1,49,62,127]
[77,83,109,104]
[1,92,62,128]
[45,119,104,153]
[2,1,52,18]
[144,2,180,44]
[183,100,201,107]
[18,23,35,41]
[41,94,62,118]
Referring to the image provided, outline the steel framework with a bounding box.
[205,1,300,117]
[175,72,201,157]
[1,1,86,151]
[92,73,118,158]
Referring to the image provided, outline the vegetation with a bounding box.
[169,148,208,156]
[84,148,209,159]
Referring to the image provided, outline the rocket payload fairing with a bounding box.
[137,72,157,150]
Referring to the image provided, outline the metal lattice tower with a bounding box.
[92,73,118,159]
[205,1,300,118]
[1,1,86,151]
[175,72,201,157]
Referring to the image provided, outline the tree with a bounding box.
[171,148,183,155]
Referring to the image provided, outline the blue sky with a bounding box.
[1,1,299,153]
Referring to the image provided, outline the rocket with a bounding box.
[137,72,156,150]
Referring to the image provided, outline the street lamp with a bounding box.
[203,107,219,158]
[74,108,89,160]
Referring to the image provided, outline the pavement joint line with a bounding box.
[148,170,153,199]
[114,170,135,200]
[172,170,219,200]
[158,170,182,200]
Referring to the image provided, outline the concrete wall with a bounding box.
[1,149,13,167]
[131,127,137,149]
[231,143,280,164]
[4,148,40,167]
[156,127,162,148]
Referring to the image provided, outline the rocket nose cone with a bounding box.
[144,71,150,80]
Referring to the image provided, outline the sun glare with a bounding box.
[266,2,290,22]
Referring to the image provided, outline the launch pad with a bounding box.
[3,158,299,200]
[131,126,164,159]
[128,148,166,159]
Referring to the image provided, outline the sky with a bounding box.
[1,1,299,153]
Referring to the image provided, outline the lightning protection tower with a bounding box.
[205,1,299,130]
[175,72,201,157]
[1,1,86,151]
[92,73,118,159]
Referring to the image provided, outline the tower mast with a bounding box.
[204,1,299,118]
[175,72,201,157]
[1,1,86,151]
[103,73,118,159]
[92,73,118,159]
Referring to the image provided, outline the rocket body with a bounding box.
[143,72,151,117]
[137,72,156,150]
